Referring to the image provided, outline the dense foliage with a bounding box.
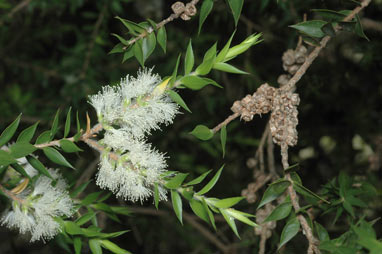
[0,0,381,253]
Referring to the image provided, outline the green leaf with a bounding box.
[195,43,216,75]
[257,180,290,209]
[343,200,355,217]
[212,62,248,74]
[81,191,102,206]
[11,163,30,179]
[224,33,262,61]
[154,183,159,209]
[157,26,167,53]
[171,190,183,224]
[115,16,145,34]
[293,181,330,204]
[9,142,36,158]
[141,32,156,61]
[220,208,240,238]
[190,199,209,223]
[76,111,81,135]
[60,139,83,153]
[321,22,336,37]
[314,222,329,241]
[184,40,194,75]
[227,208,257,227]
[215,31,235,63]
[65,221,84,235]
[202,198,216,230]
[0,114,21,147]
[180,76,216,90]
[198,0,213,34]
[220,126,227,158]
[311,9,347,21]
[289,20,328,38]
[35,130,52,144]
[355,14,369,41]
[93,202,120,223]
[190,124,214,141]
[184,170,211,186]
[168,90,191,113]
[64,107,71,138]
[70,181,90,198]
[165,173,189,189]
[197,165,224,195]
[75,211,97,226]
[73,237,82,254]
[227,0,244,26]
[89,239,102,254]
[279,217,300,249]
[122,47,134,63]
[26,155,52,178]
[214,197,244,208]
[16,121,39,143]
[100,240,132,254]
[169,54,181,87]
[109,43,124,54]
[264,201,292,222]
[43,147,74,169]
[110,206,132,216]
[133,41,144,67]
[0,150,16,166]
[50,109,60,139]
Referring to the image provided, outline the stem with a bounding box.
[0,184,25,204]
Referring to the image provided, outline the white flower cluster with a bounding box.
[89,68,179,202]
[1,169,74,242]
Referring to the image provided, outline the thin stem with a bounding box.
[0,184,25,204]
[212,113,239,133]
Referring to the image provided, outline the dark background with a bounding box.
[0,0,381,253]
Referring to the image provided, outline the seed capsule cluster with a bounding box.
[278,45,308,87]
[254,204,277,238]
[231,83,300,147]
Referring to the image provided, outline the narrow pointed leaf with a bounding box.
[198,0,213,34]
[190,125,214,141]
[154,183,159,209]
[220,208,240,238]
[89,239,102,254]
[0,114,21,147]
[35,130,52,144]
[165,173,189,189]
[73,237,82,254]
[157,26,167,53]
[171,190,183,224]
[0,150,16,166]
[213,62,248,74]
[289,20,328,38]
[109,43,124,54]
[71,181,91,198]
[26,155,53,178]
[197,165,224,195]
[168,90,191,113]
[293,181,330,204]
[190,199,209,223]
[100,240,132,254]
[115,16,145,34]
[64,107,72,138]
[258,180,290,209]
[227,208,257,227]
[214,197,244,209]
[170,54,181,87]
[202,198,216,230]
[184,40,194,75]
[227,0,244,26]
[17,121,39,143]
[180,76,216,90]
[11,163,30,179]
[141,32,156,61]
[60,139,83,153]
[184,170,211,186]
[195,43,216,75]
[264,201,293,222]
[9,142,36,158]
[133,41,144,67]
[50,109,60,139]
[216,31,235,63]
[43,147,74,169]
[279,217,300,249]
[220,125,227,158]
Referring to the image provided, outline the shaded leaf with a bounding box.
[171,190,183,224]
[190,199,209,223]
[109,43,124,54]
[50,109,60,139]
[198,0,213,34]
[60,139,83,153]
[0,114,21,147]
[184,40,194,75]
[43,147,74,169]
[190,125,214,141]
[279,217,300,249]
[227,0,244,26]
[9,142,36,158]
[168,90,192,113]
[258,180,290,209]
[220,125,227,158]
[64,107,71,138]
[154,183,159,209]
[264,201,292,222]
[157,26,167,53]
[197,165,224,195]
[133,41,144,67]
[290,20,328,38]
[26,155,52,178]
[184,170,211,186]
[16,121,39,143]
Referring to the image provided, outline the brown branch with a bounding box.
[361,18,382,32]
[212,113,239,133]
[122,0,200,50]
[0,184,25,204]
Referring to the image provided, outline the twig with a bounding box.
[212,113,239,133]
[266,124,277,178]
[0,184,25,204]
[0,0,32,26]
[361,18,382,32]
[74,158,99,188]
[80,3,107,79]
[122,0,200,50]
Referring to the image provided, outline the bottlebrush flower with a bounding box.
[1,169,74,242]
